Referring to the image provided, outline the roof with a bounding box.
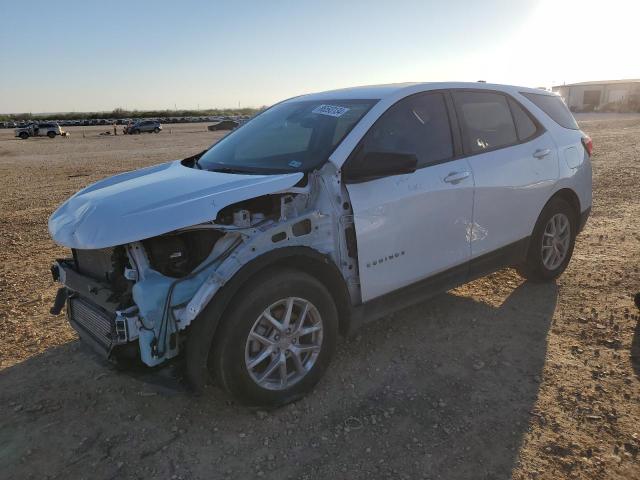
[552,79,640,88]
[294,81,551,102]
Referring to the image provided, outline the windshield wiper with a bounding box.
[211,166,253,174]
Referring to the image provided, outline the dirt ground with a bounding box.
[0,118,638,480]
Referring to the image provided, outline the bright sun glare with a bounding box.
[510,0,639,86]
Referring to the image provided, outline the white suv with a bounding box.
[49,82,592,406]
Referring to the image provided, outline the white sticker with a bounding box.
[288,160,302,168]
[312,104,350,117]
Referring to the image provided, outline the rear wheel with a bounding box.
[211,268,338,406]
[517,198,577,282]
[19,132,29,139]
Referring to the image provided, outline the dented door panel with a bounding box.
[346,159,474,302]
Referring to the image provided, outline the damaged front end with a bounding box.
[51,227,243,365]
[49,159,356,367]
[51,247,142,360]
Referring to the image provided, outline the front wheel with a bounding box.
[154,127,160,133]
[211,268,338,407]
[47,131,56,138]
[517,198,577,282]
[19,132,29,139]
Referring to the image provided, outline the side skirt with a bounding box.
[347,237,529,335]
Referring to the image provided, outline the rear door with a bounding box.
[344,92,475,302]
[451,90,558,259]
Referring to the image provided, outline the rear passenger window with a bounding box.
[508,98,538,141]
[521,92,579,130]
[358,92,453,168]
[453,91,517,154]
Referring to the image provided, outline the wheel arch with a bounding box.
[545,187,581,229]
[184,246,352,390]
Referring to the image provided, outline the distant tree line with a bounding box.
[0,107,265,122]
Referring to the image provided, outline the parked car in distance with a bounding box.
[15,122,66,139]
[124,120,162,134]
[208,120,239,131]
[49,82,592,407]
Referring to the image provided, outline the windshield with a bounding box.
[197,99,376,173]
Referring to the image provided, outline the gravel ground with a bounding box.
[0,118,638,479]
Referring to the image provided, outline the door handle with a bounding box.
[533,148,551,159]
[443,171,471,184]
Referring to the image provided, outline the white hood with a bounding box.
[49,160,303,249]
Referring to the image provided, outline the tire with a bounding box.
[154,127,160,133]
[47,131,56,138]
[19,132,29,139]
[133,129,140,135]
[517,198,577,282]
[210,268,338,407]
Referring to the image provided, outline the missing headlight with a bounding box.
[143,230,222,278]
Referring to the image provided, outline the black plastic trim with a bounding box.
[348,237,530,334]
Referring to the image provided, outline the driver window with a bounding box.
[357,92,453,168]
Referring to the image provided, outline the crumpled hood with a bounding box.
[49,160,303,249]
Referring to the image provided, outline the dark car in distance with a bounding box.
[124,120,162,134]
[207,120,239,131]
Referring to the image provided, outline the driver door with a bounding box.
[344,92,475,302]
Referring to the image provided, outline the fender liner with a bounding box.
[184,246,352,390]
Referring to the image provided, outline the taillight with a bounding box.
[581,135,593,157]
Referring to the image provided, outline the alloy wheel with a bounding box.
[541,213,571,270]
[244,297,323,390]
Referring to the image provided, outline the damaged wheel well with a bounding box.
[184,246,352,390]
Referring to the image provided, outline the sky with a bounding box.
[0,0,637,113]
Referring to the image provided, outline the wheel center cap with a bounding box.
[278,337,292,349]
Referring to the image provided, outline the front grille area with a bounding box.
[68,296,114,350]
[73,248,115,282]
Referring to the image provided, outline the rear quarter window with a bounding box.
[521,92,579,130]
[508,98,539,141]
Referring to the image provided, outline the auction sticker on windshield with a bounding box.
[312,104,350,117]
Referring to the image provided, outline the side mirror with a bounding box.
[343,151,418,183]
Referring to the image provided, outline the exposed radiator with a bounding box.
[68,296,114,350]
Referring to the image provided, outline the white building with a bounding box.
[552,79,640,111]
